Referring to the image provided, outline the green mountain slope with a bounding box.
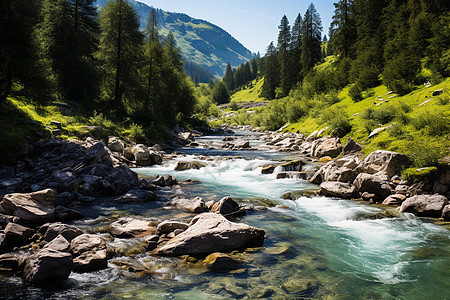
[95,0,254,77]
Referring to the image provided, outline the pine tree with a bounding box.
[291,13,303,83]
[212,81,229,104]
[277,15,292,96]
[0,0,48,104]
[261,42,279,100]
[223,63,234,90]
[250,59,258,80]
[300,3,323,75]
[330,0,357,59]
[97,0,143,114]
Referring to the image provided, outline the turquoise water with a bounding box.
[1,131,449,299]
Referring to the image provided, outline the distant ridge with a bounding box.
[95,0,254,77]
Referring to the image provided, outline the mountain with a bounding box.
[95,0,254,77]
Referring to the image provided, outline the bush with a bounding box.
[358,64,381,89]
[349,84,363,102]
[404,138,444,167]
[321,106,352,137]
[401,167,438,182]
[88,111,115,130]
[413,112,450,136]
[361,105,396,125]
[387,122,406,137]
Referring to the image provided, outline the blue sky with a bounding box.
[139,0,335,54]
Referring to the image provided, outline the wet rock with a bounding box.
[203,253,242,272]
[343,137,362,154]
[282,278,318,296]
[42,223,83,242]
[261,164,277,174]
[105,166,139,195]
[156,213,265,256]
[54,206,83,221]
[171,197,208,213]
[155,220,189,235]
[357,150,410,177]
[109,218,156,238]
[399,194,449,218]
[234,140,251,149]
[0,189,55,224]
[150,174,178,187]
[0,254,20,273]
[174,161,207,171]
[4,223,35,248]
[320,182,355,199]
[441,205,450,220]
[51,170,78,193]
[280,160,303,172]
[22,249,73,285]
[143,235,159,251]
[353,173,393,201]
[211,197,240,215]
[382,194,407,206]
[0,178,22,191]
[43,234,70,252]
[115,189,157,203]
[107,137,124,153]
[69,234,108,272]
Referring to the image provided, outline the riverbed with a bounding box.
[1,130,449,299]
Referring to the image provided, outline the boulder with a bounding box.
[156,220,189,235]
[0,254,20,273]
[399,194,449,218]
[0,178,22,191]
[109,218,156,238]
[69,234,108,272]
[86,142,112,166]
[234,141,251,149]
[107,137,124,153]
[115,189,157,203]
[54,206,83,221]
[432,88,443,96]
[51,171,78,192]
[211,197,240,215]
[357,150,410,176]
[280,160,303,172]
[203,253,242,272]
[22,249,73,285]
[132,144,151,166]
[179,132,195,141]
[312,138,342,158]
[261,165,277,174]
[150,174,178,187]
[0,189,55,224]
[343,138,362,154]
[441,205,450,221]
[174,161,207,171]
[320,182,355,199]
[156,213,265,256]
[42,223,83,243]
[148,150,163,165]
[105,166,139,195]
[4,223,35,248]
[171,197,208,213]
[382,194,407,206]
[353,173,393,200]
[43,234,70,252]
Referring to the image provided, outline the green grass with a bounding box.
[230,78,266,103]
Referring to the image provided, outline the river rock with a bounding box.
[0,178,22,191]
[343,137,362,154]
[4,223,35,248]
[43,234,70,252]
[357,150,410,177]
[261,164,277,174]
[105,166,139,195]
[109,218,156,238]
[312,138,342,158]
[107,137,124,153]
[174,161,207,171]
[399,194,449,218]
[211,197,240,215]
[203,253,242,272]
[320,182,355,199]
[51,171,78,193]
[151,174,178,186]
[382,194,407,206]
[54,205,84,221]
[280,160,303,172]
[234,140,251,149]
[441,205,450,220]
[42,223,83,242]
[171,197,208,213]
[0,254,20,273]
[69,234,108,272]
[132,144,151,166]
[0,189,55,224]
[156,220,189,235]
[353,173,393,201]
[85,142,112,167]
[22,249,73,285]
[156,213,265,255]
[115,189,157,203]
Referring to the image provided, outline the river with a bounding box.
[1,130,449,299]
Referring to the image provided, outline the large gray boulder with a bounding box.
[357,150,410,176]
[69,234,108,272]
[4,223,35,248]
[156,213,265,256]
[353,173,393,200]
[320,182,355,199]
[22,249,73,285]
[343,138,362,154]
[210,197,240,215]
[0,189,55,224]
[312,138,342,158]
[399,194,449,218]
[105,166,139,195]
[42,223,83,242]
[107,137,125,153]
[43,235,70,252]
[171,197,208,213]
[50,171,78,193]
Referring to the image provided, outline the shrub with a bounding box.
[387,122,406,137]
[404,138,444,167]
[401,167,438,182]
[358,64,380,89]
[413,112,450,136]
[88,111,115,129]
[349,83,363,102]
[123,123,144,141]
[321,106,352,137]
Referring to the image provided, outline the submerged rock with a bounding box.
[174,161,207,171]
[203,253,243,272]
[156,213,265,256]
[22,249,73,285]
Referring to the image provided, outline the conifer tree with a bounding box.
[277,15,292,96]
[223,63,235,90]
[97,0,143,114]
[300,3,323,75]
[330,0,357,59]
[291,13,303,83]
[261,42,279,100]
[212,81,230,104]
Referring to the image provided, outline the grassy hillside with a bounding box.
[95,0,254,77]
[219,59,450,168]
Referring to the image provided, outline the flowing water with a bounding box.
[1,131,449,299]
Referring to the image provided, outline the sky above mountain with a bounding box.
[139,0,334,54]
